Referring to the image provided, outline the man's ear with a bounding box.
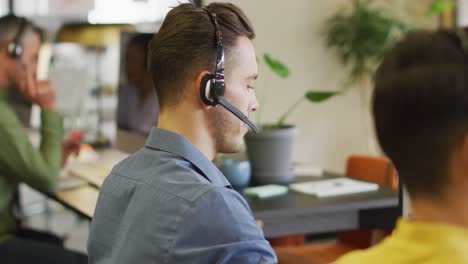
[195,70,212,109]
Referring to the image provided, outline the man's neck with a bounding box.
[158,106,216,161]
[410,192,468,229]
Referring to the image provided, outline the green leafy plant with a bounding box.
[323,0,408,87]
[428,0,455,28]
[259,53,338,129]
[429,0,454,15]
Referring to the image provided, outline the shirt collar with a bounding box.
[145,127,232,188]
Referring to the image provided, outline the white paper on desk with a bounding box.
[59,176,86,190]
[289,178,379,198]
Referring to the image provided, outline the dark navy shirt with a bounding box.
[88,128,277,263]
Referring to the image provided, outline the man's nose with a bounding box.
[250,94,259,113]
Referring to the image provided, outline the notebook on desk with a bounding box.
[289,177,379,198]
[68,149,128,187]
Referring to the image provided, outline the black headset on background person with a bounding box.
[7,16,27,60]
[199,9,258,133]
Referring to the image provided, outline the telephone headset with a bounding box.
[8,17,27,59]
[7,16,27,69]
[199,9,258,133]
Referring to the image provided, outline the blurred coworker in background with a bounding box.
[116,34,159,135]
[337,30,468,264]
[0,15,86,263]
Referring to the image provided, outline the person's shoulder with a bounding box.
[171,185,272,256]
[195,185,246,206]
[111,148,186,179]
[186,186,258,231]
[106,149,217,202]
[334,250,371,264]
[334,240,400,264]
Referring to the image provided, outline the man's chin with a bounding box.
[218,148,241,154]
[218,141,243,154]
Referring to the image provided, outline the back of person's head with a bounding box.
[373,29,468,200]
[148,2,255,110]
[0,14,44,120]
[0,14,43,47]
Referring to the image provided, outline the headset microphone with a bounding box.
[200,9,258,133]
[217,97,258,132]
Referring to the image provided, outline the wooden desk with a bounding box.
[55,185,98,219]
[55,173,399,238]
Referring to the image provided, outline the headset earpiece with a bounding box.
[200,73,225,106]
[7,17,27,59]
[200,74,216,106]
[7,42,23,58]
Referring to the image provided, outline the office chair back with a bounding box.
[338,155,398,249]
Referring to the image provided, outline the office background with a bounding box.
[0,0,457,256]
[0,0,445,173]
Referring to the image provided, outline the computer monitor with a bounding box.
[116,32,158,153]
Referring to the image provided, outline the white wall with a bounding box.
[458,0,468,26]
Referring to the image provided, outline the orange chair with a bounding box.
[346,155,398,189]
[274,155,398,264]
[268,235,306,247]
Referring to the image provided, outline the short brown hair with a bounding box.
[148,2,255,110]
[373,30,468,198]
[0,15,44,45]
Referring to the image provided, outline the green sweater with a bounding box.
[0,86,63,238]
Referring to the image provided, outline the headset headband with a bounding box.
[205,9,225,79]
[8,17,27,58]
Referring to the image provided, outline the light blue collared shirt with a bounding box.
[88,128,277,263]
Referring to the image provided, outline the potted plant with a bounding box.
[245,54,337,185]
[324,0,408,88]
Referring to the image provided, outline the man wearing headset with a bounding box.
[0,15,86,263]
[88,2,277,263]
